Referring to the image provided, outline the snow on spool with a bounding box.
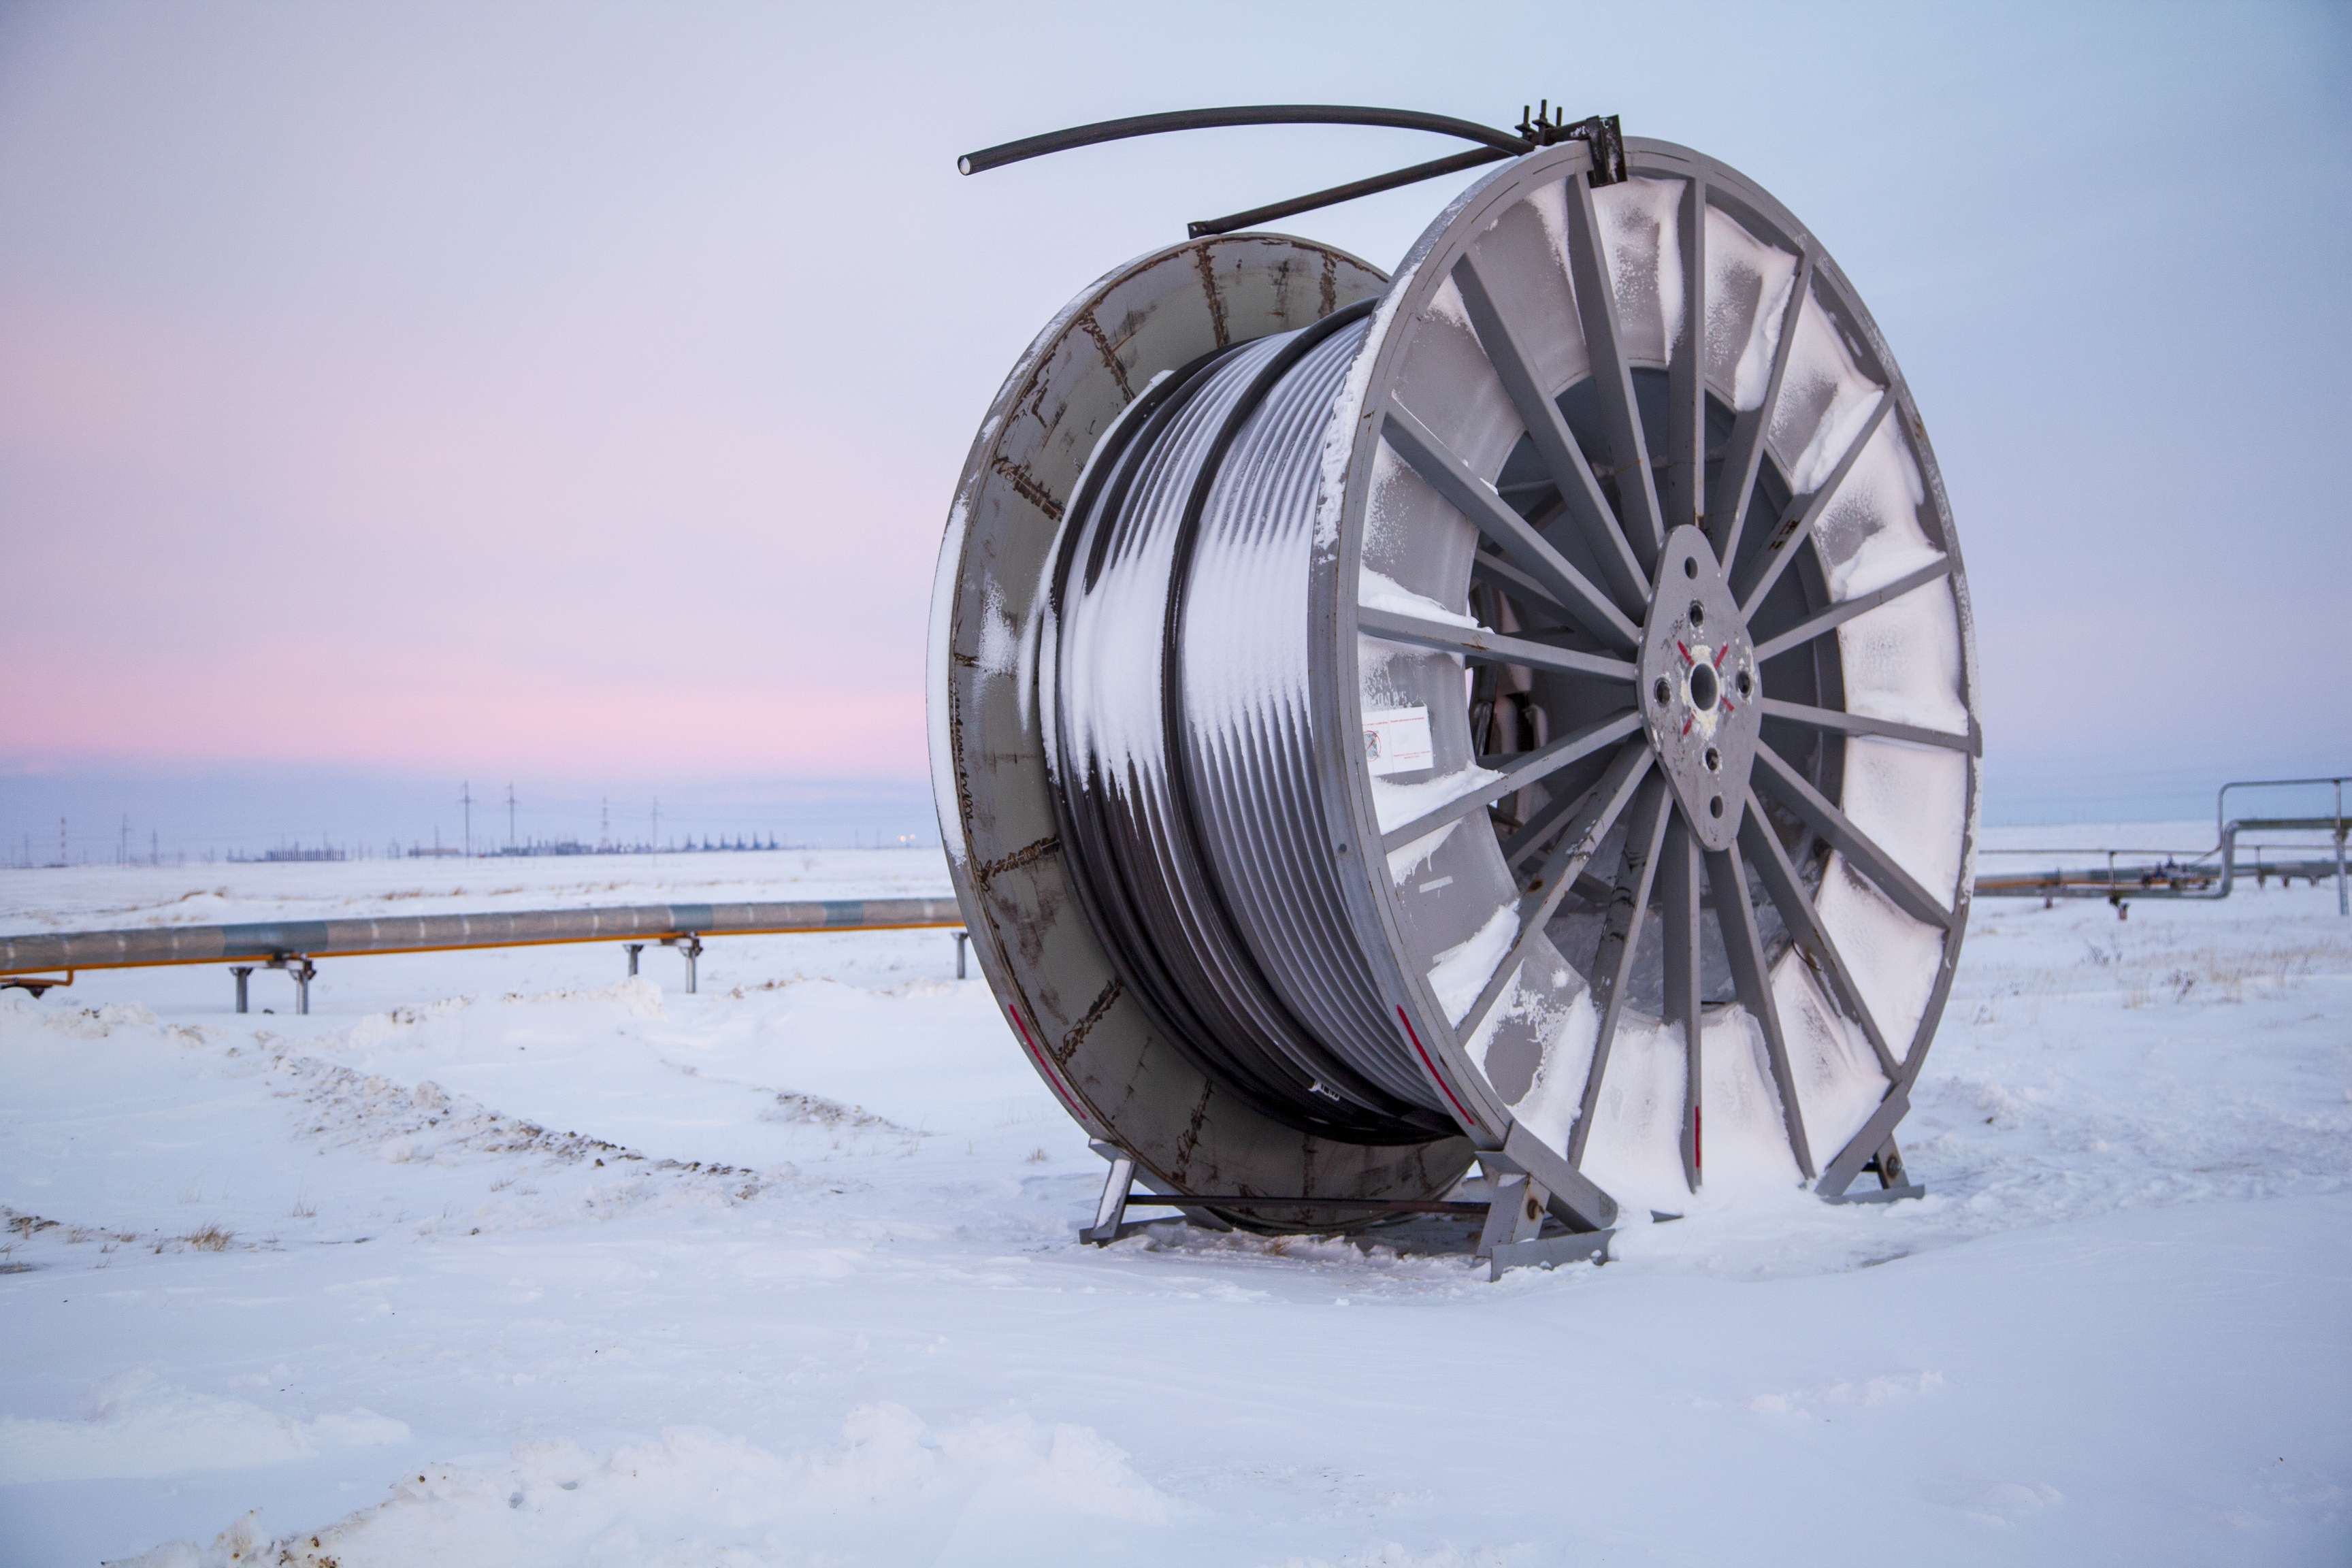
[932,133,1978,1232]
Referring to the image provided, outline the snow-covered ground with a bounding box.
[1,844,2346,1565]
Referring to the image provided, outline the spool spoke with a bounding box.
[1500,766,1607,867]
[1563,172,1665,567]
[1759,697,1975,755]
[1663,178,1708,538]
[1751,555,1953,664]
[1738,805,1898,1077]
[1456,743,1654,1042]
[1705,838,1815,1178]
[1378,710,1640,853]
[1736,392,1895,619]
[1660,811,1703,1191]
[1470,549,1575,622]
[1751,741,1956,930]
[1356,605,1637,683]
[1382,406,1640,648]
[1451,253,1648,615]
[1708,249,1813,565]
[1568,776,1670,1166]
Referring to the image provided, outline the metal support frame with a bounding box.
[1819,1134,1925,1205]
[953,930,970,979]
[2337,780,2348,919]
[660,934,702,994]
[1079,1142,1611,1279]
[0,971,70,997]
[623,942,644,977]
[261,955,315,1015]
[231,965,252,1013]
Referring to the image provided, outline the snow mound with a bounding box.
[118,1405,1173,1567]
[1271,1546,1533,1568]
[0,1370,407,1483]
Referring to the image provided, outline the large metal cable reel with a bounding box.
[932,124,1980,1236]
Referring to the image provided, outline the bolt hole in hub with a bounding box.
[936,131,1980,1226]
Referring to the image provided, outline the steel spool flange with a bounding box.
[934,136,1980,1226]
[1317,136,1980,1210]
[932,235,1477,1224]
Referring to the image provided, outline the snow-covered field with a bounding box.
[1,844,2346,1565]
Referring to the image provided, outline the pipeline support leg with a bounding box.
[292,958,314,1015]
[231,966,252,1014]
[623,942,643,978]
[954,930,969,980]
[679,934,701,994]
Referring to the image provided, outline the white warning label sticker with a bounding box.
[1362,706,1435,778]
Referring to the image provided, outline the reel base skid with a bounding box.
[1081,1142,1612,1280]
[1819,1139,1926,1206]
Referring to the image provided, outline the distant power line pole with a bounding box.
[150,830,159,867]
[651,798,661,852]
[459,781,474,858]
[58,818,67,868]
[600,797,609,850]
[505,783,518,850]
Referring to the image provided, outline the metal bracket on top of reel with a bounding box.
[957,99,1623,240]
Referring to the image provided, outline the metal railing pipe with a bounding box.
[1972,770,2349,912]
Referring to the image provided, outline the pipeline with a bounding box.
[0,896,964,977]
[1972,776,2349,915]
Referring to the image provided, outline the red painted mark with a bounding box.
[1720,699,1736,716]
[1676,641,1694,666]
[1396,1007,1477,1128]
[1006,1003,1083,1119]
[1714,643,1731,669]
[1681,715,1695,738]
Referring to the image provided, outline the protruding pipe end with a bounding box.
[956,154,974,176]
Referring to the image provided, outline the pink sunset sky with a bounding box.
[3,1,2347,810]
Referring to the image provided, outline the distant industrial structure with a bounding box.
[232,845,347,864]
[409,834,796,859]
[7,781,937,868]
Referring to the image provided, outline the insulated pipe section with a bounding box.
[0,897,966,976]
